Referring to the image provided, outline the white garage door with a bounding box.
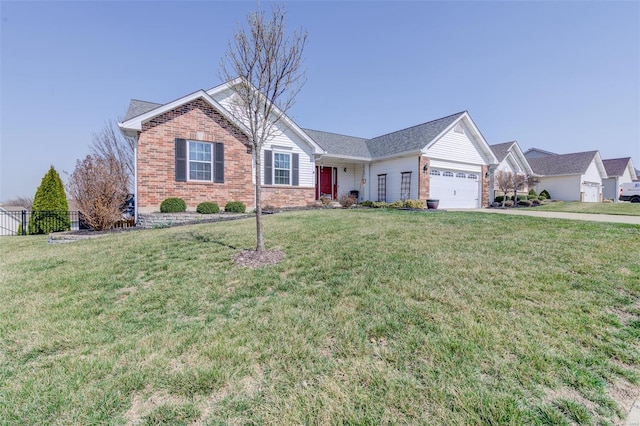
[582,182,600,203]
[429,169,480,208]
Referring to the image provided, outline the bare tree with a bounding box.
[220,3,307,254]
[494,170,513,207]
[67,155,129,231]
[2,196,33,210]
[91,119,135,191]
[511,173,528,206]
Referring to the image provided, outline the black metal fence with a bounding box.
[0,210,87,236]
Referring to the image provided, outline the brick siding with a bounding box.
[137,98,314,213]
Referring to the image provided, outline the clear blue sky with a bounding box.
[1,1,639,201]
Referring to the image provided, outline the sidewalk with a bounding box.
[458,208,640,225]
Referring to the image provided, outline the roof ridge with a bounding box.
[129,99,162,104]
[303,128,367,140]
[369,111,466,141]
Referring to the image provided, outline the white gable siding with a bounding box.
[424,127,484,165]
[582,160,603,185]
[262,122,316,186]
[536,175,581,201]
[369,156,419,202]
[209,89,316,187]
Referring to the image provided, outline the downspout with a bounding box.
[134,134,139,225]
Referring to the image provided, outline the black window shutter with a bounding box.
[214,142,224,183]
[292,153,299,186]
[175,138,187,182]
[264,150,272,185]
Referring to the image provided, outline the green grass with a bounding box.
[535,201,640,216]
[1,209,639,425]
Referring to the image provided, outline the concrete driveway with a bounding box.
[456,208,640,225]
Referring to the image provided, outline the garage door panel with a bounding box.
[430,169,479,208]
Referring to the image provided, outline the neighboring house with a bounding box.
[119,80,497,214]
[526,150,607,202]
[0,205,26,236]
[489,141,534,200]
[522,147,557,159]
[602,157,637,202]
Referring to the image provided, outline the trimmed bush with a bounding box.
[225,201,246,213]
[404,199,424,209]
[360,200,373,207]
[512,195,528,201]
[371,201,388,208]
[338,193,356,208]
[160,197,186,213]
[197,202,220,214]
[388,200,404,209]
[540,189,550,199]
[494,195,506,203]
[528,189,538,196]
[527,195,538,200]
[29,166,70,234]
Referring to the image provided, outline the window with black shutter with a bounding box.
[175,139,224,182]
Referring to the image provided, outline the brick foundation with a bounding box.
[261,186,316,209]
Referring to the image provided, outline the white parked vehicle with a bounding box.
[619,182,640,203]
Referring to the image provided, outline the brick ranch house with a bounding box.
[119,79,498,216]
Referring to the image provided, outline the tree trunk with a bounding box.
[254,148,264,253]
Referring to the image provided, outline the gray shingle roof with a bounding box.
[602,157,632,177]
[528,151,599,176]
[303,112,467,159]
[523,147,558,159]
[123,99,162,121]
[366,112,466,159]
[302,129,370,158]
[490,141,516,162]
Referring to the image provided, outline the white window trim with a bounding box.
[273,151,292,186]
[187,140,213,182]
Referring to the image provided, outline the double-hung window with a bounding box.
[189,141,212,181]
[274,152,291,185]
[174,138,224,183]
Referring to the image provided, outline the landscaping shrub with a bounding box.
[29,166,70,234]
[528,189,538,196]
[404,199,424,209]
[540,190,550,199]
[225,201,246,213]
[388,200,404,209]
[360,200,373,207]
[196,202,220,214]
[67,155,129,231]
[504,200,514,207]
[527,195,538,200]
[338,193,356,208]
[512,195,528,201]
[160,198,187,213]
[518,200,533,207]
[371,201,388,208]
[494,195,505,203]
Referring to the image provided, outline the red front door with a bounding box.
[317,166,336,199]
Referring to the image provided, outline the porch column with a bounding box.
[362,163,371,201]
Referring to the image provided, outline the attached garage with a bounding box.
[582,182,600,202]
[429,169,480,208]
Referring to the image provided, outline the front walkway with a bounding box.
[456,208,640,225]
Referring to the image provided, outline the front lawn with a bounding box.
[536,200,640,216]
[1,209,638,425]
